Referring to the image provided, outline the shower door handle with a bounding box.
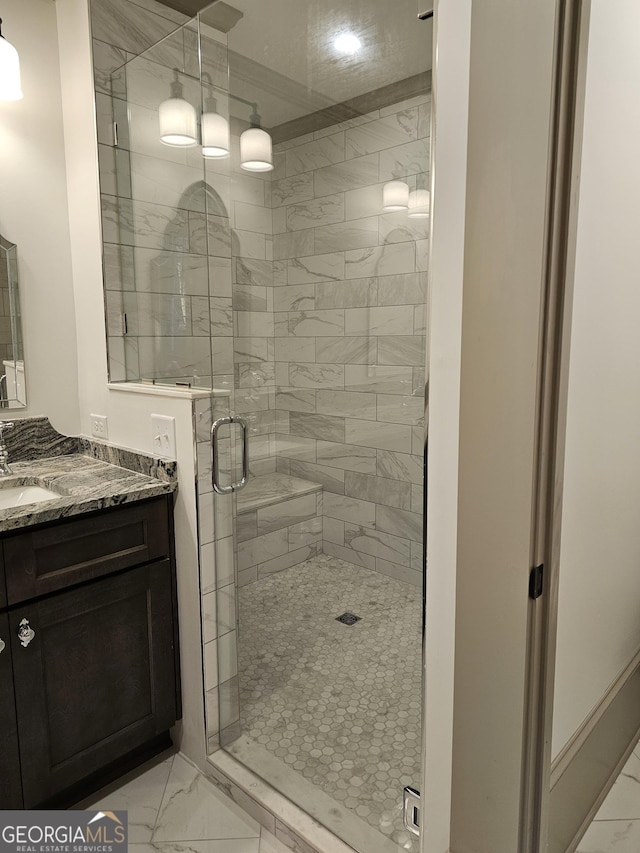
[211,416,249,495]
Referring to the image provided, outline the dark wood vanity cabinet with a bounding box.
[0,611,22,808]
[0,494,180,809]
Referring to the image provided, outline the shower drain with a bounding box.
[336,612,361,626]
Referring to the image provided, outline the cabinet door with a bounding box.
[9,560,177,807]
[0,611,22,807]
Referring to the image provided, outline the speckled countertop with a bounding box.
[0,454,176,533]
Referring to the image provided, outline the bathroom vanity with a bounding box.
[0,446,180,809]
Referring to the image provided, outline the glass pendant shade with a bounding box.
[202,111,230,158]
[408,188,431,218]
[240,127,273,172]
[383,180,409,211]
[0,27,23,101]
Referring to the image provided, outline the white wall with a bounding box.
[0,0,80,434]
[552,0,640,758]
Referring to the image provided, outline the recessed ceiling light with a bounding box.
[334,32,362,55]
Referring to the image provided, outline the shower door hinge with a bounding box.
[122,313,128,335]
[403,786,421,837]
[113,121,119,147]
[529,563,544,600]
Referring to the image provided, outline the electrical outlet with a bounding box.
[151,414,176,460]
[90,414,109,440]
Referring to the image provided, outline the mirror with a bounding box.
[0,234,26,408]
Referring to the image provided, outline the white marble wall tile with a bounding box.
[274,285,316,312]
[316,440,377,474]
[256,494,318,536]
[101,195,130,246]
[272,261,288,286]
[123,292,192,336]
[314,336,377,365]
[217,629,238,684]
[418,101,432,139]
[200,540,215,594]
[234,386,272,414]
[95,92,115,146]
[344,419,412,452]
[238,363,276,388]
[209,257,233,297]
[410,540,423,571]
[323,517,345,545]
[377,335,426,366]
[377,394,425,425]
[344,305,414,336]
[288,253,345,284]
[323,493,376,528]
[376,450,423,485]
[124,338,140,380]
[323,541,376,570]
[416,238,430,272]
[286,195,345,232]
[202,590,217,643]
[344,523,411,566]
[235,202,272,235]
[414,303,427,335]
[275,338,316,362]
[412,483,424,514]
[273,230,315,261]
[274,131,316,153]
[288,516,323,548]
[90,0,187,52]
[376,558,422,588]
[98,144,117,197]
[313,153,380,196]
[376,504,423,542]
[234,230,266,260]
[314,218,379,254]
[380,94,431,117]
[238,528,289,571]
[204,638,218,689]
[215,582,237,637]
[133,248,207,295]
[258,545,319,578]
[104,243,135,291]
[285,133,345,177]
[198,490,215,546]
[233,284,269,312]
[271,172,315,207]
[313,110,380,139]
[379,138,431,182]
[345,470,412,510]
[207,297,233,336]
[288,460,345,495]
[235,258,273,288]
[316,390,376,420]
[379,211,430,245]
[275,389,317,413]
[137,336,212,379]
[345,244,415,279]
[130,151,209,213]
[289,412,345,442]
[108,337,126,381]
[315,278,377,310]
[288,310,344,337]
[211,337,234,375]
[236,311,274,338]
[233,340,269,367]
[288,363,344,390]
[345,110,418,157]
[344,181,416,221]
[276,434,317,463]
[91,38,128,96]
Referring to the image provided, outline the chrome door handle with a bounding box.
[211,416,249,495]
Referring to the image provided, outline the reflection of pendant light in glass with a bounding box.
[408,188,430,218]
[159,69,197,147]
[201,74,229,159]
[240,106,273,172]
[383,180,409,211]
[0,18,23,101]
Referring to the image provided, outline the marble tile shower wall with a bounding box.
[271,96,430,588]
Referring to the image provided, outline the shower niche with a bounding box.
[102,1,432,850]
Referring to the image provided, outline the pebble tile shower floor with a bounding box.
[234,554,422,850]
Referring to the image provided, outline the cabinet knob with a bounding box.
[0,638,5,654]
[17,618,35,648]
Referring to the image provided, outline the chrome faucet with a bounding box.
[0,421,14,475]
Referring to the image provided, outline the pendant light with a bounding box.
[408,188,430,218]
[382,180,409,211]
[201,75,230,159]
[240,106,273,172]
[159,69,197,147]
[0,18,23,101]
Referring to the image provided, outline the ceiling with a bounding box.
[198,0,433,128]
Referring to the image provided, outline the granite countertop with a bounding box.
[0,454,176,533]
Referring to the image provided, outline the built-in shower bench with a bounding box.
[236,473,323,585]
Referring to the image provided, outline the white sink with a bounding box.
[0,484,60,510]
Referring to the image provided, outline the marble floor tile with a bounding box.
[86,755,174,842]
[153,754,261,842]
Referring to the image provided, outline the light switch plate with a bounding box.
[151,414,176,459]
[91,414,109,440]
